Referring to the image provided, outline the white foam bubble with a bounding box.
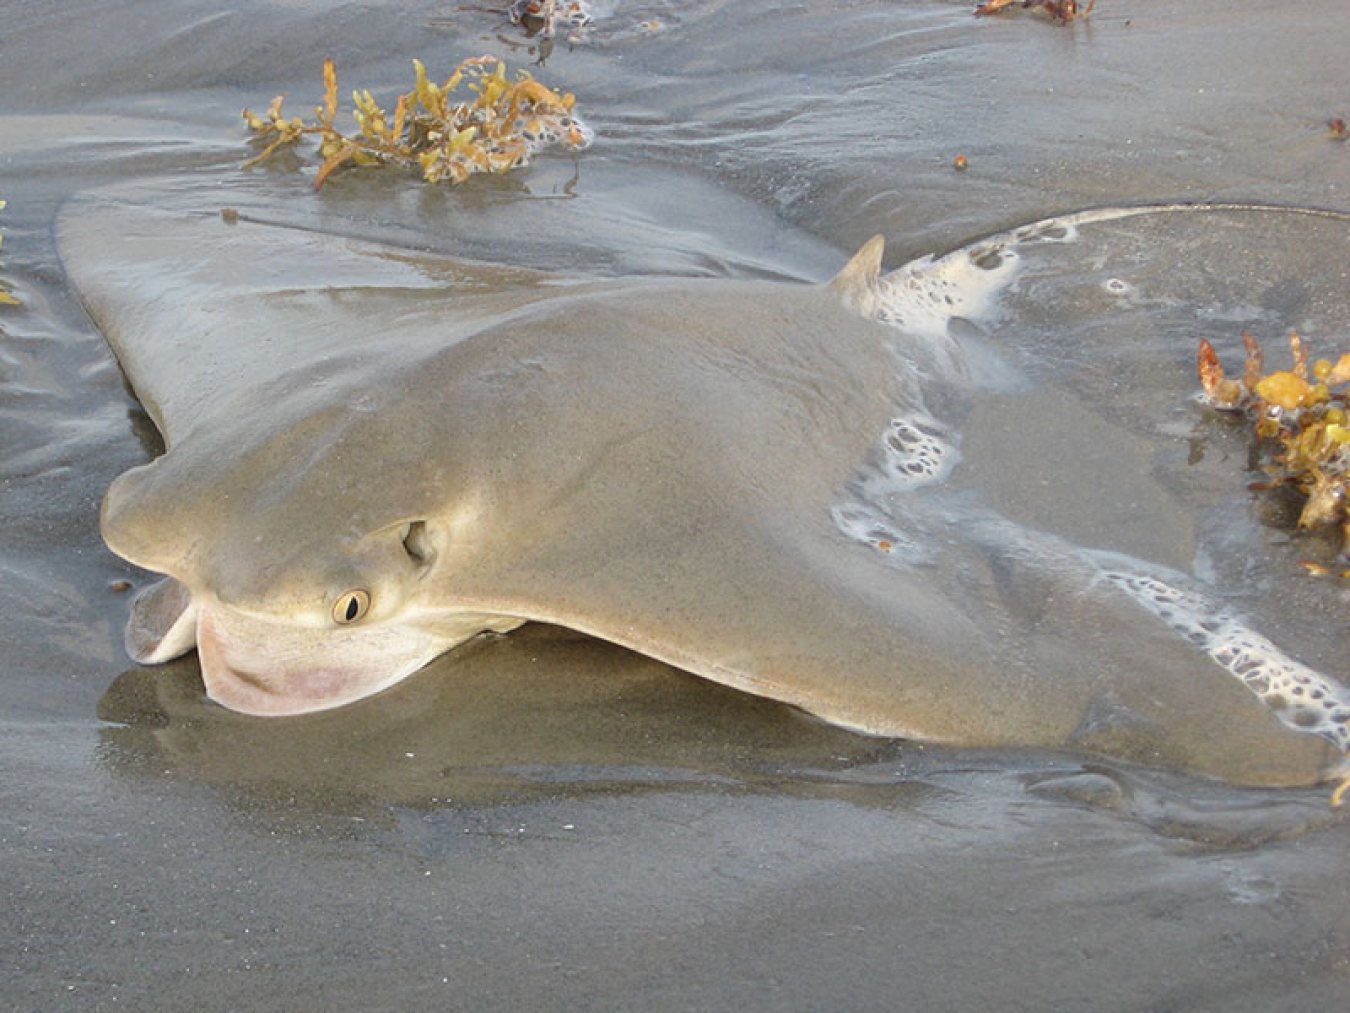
[1097,565,1350,757]
[830,502,926,562]
[831,408,955,561]
[874,204,1303,350]
[1102,277,1134,299]
[880,415,952,483]
[871,207,1142,346]
[875,245,1020,345]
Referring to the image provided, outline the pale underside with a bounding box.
[61,184,1350,786]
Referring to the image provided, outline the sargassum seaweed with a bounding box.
[243,56,592,189]
[1198,333,1350,568]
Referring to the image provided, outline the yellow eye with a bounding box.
[332,589,371,625]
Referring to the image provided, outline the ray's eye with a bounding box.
[332,589,371,625]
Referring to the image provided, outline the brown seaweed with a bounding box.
[975,0,1097,24]
[243,57,591,189]
[1199,333,1350,569]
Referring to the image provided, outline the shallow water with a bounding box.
[2,1,1349,1009]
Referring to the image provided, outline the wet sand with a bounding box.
[2,1,1349,1009]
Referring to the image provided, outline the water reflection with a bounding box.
[95,624,1342,848]
[96,624,906,809]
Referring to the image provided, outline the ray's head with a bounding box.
[100,411,512,716]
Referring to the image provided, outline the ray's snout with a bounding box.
[193,604,449,717]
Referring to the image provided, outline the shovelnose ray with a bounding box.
[62,189,1350,788]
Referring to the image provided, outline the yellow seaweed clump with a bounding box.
[243,57,592,189]
[1198,333,1350,565]
[0,200,17,306]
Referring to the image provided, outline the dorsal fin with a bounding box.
[828,235,885,316]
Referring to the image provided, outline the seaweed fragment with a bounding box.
[1198,333,1350,567]
[974,0,1096,24]
[243,56,592,189]
[0,200,16,307]
[508,0,594,41]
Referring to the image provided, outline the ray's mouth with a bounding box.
[195,608,359,717]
